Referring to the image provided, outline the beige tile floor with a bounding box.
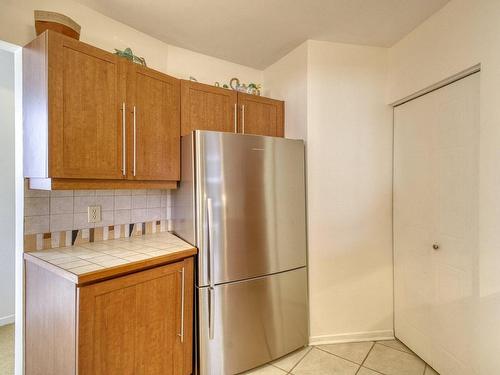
[242,339,439,375]
[0,326,439,375]
[0,324,14,375]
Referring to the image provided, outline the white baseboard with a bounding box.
[309,330,394,346]
[0,314,15,326]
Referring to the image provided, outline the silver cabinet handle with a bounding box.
[234,103,237,133]
[178,267,185,343]
[133,106,137,177]
[208,286,215,340]
[241,104,245,134]
[121,102,126,176]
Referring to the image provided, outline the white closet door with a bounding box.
[394,73,479,375]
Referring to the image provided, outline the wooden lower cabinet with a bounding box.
[25,257,194,375]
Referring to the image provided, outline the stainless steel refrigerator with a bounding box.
[172,131,308,375]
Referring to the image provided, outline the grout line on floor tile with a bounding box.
[315,345,368,368]
[286,346,313,374]
[377,340,416,356]
[354,342,376,375]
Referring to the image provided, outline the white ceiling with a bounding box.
[75,0,449,69]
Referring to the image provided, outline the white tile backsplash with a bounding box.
[114,189,131,196]
[24,215,50,235]
[73,196,97,213]
[147,207,161,221]
[114,195,131,210]
[114,209,131,225]
[95,196,114,211]
[147,195,161,208]
[96,189,114,196]
[24,182,171,235]
[101,210,114,226]
[50,190,73,197]
[50,196,74,214]
[73,212,93,230]
[131,208,148,223]
[132,195,148,209]
[50,213,74,232]
[74,190,96,196]
[25,197,50,216]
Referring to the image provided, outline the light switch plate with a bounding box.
[88,205,102,223]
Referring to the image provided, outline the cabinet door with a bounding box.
[49,32,127,179]
[181,80,238,136]
[78,258,193,375]
[238,93,284,137]
[128,66,180,181]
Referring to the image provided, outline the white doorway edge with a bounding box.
[0,39,24,375]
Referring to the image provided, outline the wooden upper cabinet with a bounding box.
[181,80,237,136]
[23,31,179,190]
[238,93,284,137]
[28,30,127,180]
[128,66,180,181]
[78,258,193,375]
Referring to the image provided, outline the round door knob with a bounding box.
[432,244,440,250]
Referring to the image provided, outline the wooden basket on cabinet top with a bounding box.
[23,30,180,190]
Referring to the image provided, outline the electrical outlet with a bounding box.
[88,205,102,223]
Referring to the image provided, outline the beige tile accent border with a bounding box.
[24,220,168,252]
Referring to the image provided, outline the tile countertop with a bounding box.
[24,232,197,285]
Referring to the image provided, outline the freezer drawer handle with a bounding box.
[207,197,215,340]
[208,286,215,340]
[207,198,215,288]
[178,267,185,343]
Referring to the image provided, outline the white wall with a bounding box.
[0,47,16,325]
[307,41,393,343]
[263,42,308,141]
[0,0,263,85]
[387,0,500,372]
[264,40,394,344]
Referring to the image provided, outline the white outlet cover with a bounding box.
[88,205,102,223]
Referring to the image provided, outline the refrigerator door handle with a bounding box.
[207,198,215,288]
[208,286,215,340]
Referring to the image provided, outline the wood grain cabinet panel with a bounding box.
[128,66,180,181]
[23,31,180,189]
[180,81,284,138]
[181,80,237,136]
[49,32,127,179]
[25,256,194,375]
[238,93,284,137]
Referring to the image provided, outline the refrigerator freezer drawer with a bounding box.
[197,267,308,375]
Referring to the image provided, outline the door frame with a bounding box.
[0,39,23,375]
